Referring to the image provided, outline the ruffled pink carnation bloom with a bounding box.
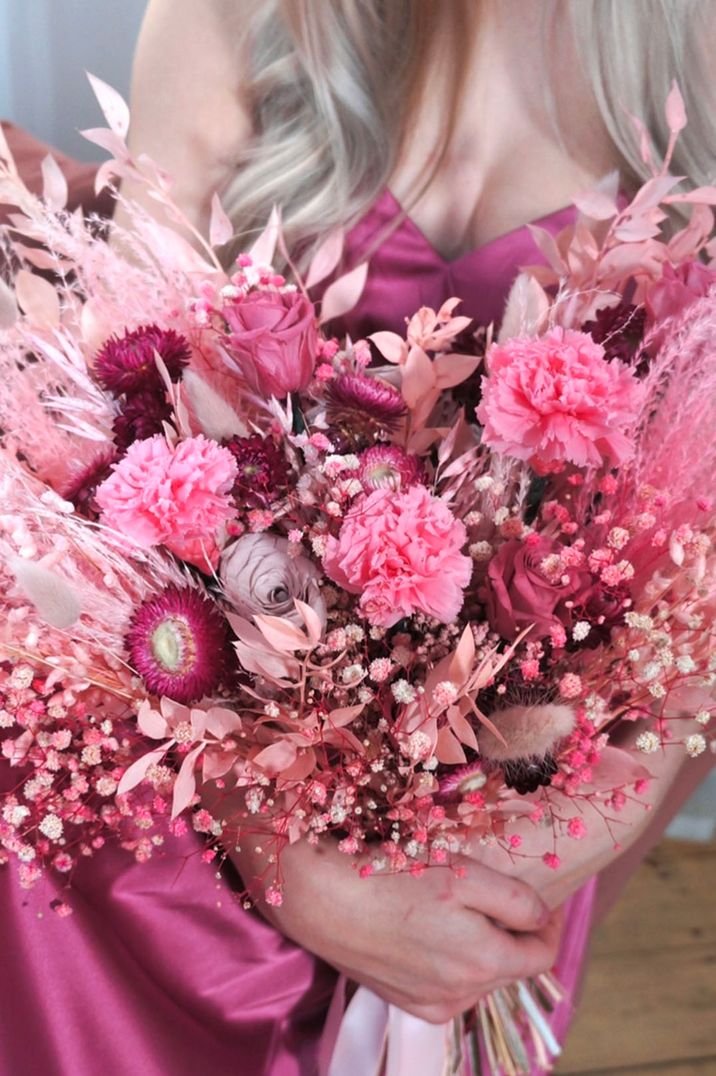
[476,328,644,470]
[323,485,472,627]
[96,435,237,571]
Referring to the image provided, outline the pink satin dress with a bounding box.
[3,184,710,1075]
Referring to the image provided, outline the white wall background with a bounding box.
[0,0,146,160]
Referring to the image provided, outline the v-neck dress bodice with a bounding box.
[332,188,578,339]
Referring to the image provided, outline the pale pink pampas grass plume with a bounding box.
[623,284,716,507]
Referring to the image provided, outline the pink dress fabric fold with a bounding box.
[1,151,711,1073]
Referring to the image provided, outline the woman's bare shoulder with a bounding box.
[120,0,252,231]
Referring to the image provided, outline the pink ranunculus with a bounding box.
[223,290,319,398]
[485,537,586,642]
[476,328,643,470]
[95,435,237,571]
[645,260,716,347]
[323,486,472,628]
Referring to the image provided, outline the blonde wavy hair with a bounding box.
[221,0,715,262]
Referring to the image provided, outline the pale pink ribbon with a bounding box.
[319,978,450,1076]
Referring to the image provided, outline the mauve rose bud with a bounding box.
[485,537,587,642]
[223,291,319,398]
[219,533,326,632]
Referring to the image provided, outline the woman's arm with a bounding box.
[113,0,251,239]
[214,804,561,1025]
[477,726,706,910]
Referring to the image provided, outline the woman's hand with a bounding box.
[231,835,562,1025]
[476,726,694,909]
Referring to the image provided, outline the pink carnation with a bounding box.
[323,485,472,628]
[96,435,237,570]
[476,328,643,469]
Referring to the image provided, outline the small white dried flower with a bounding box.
[391,679,416,704]
[686,734,707,757]
[625,612,653,630]
[641,661,661,682]
[341,664,365,685]
[38,814,64,840]
[635,731,660,754]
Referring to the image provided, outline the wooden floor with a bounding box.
[556,838,716,1076]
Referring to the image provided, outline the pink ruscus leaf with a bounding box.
[117,746,170,796]
[87,73,130,137]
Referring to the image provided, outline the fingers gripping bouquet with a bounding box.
[1,79,715,1071]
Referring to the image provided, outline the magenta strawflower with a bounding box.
[358,445,425,491]
[582,302,646,364]
[437,762,487,802]
[325,374,406,444]
[94,325,190,396]
[113,390,172,450]
[63,448,118,518]
[126,586,231,703]
[222,434,290,508]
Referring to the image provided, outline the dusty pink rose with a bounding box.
[485,537,586,641]
[323,486,472,628]
[645,260,716,347]
[96,435,237,571]
[223,290,319,398]
[476,328,643,469]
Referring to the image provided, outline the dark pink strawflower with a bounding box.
[125,586,231,704]
[358,445,425,491]
[326,374,406,444]
[222,434,290,508]
[94,325,190,396]
[436,762,487,802]
[63,447,118,518]
[113,390,172,451]
[582,302,646,364]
